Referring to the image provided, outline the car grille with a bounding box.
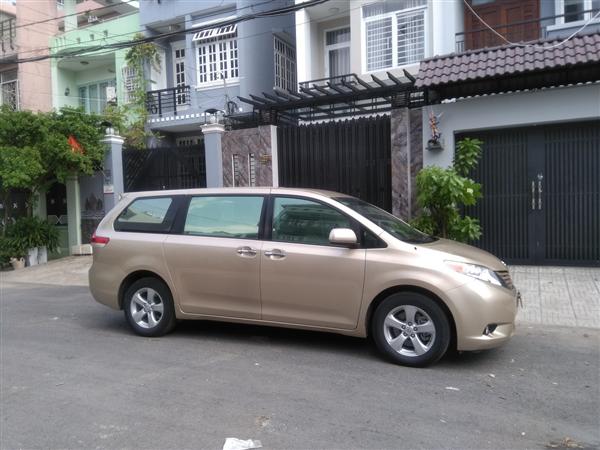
[495,270,515,290]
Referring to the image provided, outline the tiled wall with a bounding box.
[221,126,274,187]
[391,108,423,220]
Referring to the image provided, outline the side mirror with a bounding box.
[329,228,358,247]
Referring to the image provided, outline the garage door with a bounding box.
[459,120,600,266]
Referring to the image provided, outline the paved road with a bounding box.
[1,282,599,450]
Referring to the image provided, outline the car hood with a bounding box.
[417,238,507,271]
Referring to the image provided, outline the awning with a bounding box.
[192,24,237,42]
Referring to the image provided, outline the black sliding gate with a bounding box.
[277,116,392,211]
[123,144,206,192]
[462,120,600,266]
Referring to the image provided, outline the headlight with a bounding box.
[445,261,502,286]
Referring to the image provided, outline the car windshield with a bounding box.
[336,197,437,244]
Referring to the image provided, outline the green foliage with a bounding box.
[453,137,483,176]
[0,235,27,263]
[5,217,59,252]
[106,33,162,149]
[411,138,483,242]
[0,107,106,226]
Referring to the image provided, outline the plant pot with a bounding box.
[37,246,48,264]
[10,257,25,270]
[26,247,38,267]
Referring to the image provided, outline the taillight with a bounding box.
[91,231,110,246]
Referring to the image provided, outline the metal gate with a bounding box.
[461,120,600,266]
[122,144,206,192]
[277,116,392,211]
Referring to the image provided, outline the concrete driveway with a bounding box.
[1,263,599,449]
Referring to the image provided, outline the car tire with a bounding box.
[372,292,451,367]
[123,277,177,337]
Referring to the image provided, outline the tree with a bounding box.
[0,107,106,226]
[411,138,483,242]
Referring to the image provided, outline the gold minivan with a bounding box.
[89,188,520,367]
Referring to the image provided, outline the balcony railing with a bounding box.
[456,9,600,53]
[145,85,191,117]
[299,73,358,90]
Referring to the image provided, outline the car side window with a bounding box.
[272,197,353,246]
[184,196,264,239]
[115,197,175,233]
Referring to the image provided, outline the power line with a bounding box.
[462,0,600,50]
[7,0,278,60]
[13,0,137,30]
[12,0,329,64]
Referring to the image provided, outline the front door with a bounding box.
[163,195,266,318]
[260,196,366,329]
[461,120,600,265]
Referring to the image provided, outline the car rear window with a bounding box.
[115,197,176,233]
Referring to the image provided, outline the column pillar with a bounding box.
[201,123,225,187]
[391,108,423,220]
[101,132,125,212]
[65,173,82,254]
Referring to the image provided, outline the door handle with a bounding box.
[531,181,535,210]
[264,249,286,259]
[236,246,257,257]
[537,173,543,210]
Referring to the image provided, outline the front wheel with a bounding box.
[123,277,177,337]
[372,292,451,367]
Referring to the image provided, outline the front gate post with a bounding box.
[201,122,225,188]
[101,129,125,212]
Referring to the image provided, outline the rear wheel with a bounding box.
[372,292,450,367]
[123,277,177,337]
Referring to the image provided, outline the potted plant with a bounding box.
[0,236,27,270]
[8,217,45,266]
[37,220,59,264]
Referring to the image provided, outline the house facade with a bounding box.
[0,0,55,112]
[138,0,296,150]
[237,0,599,266]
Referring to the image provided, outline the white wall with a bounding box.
[423,83,600,168]
[296,0,463,83]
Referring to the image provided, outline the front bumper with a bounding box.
[446,280,520,351]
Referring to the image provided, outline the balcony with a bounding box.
[455,9,600,52]
[145,85,191,117]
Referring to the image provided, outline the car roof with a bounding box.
[122,187,353,200]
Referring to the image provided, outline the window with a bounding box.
[121,66,138,104]
[172,44,188,106]
[362,0,427,71]
[274,36,297,91]
[248,154,256,187]
[78,79,116,114]
[325,27,351,78]
[175,136,202,146]
[115,197,175,233]
[272,197,352,246]
[184,196,264,239]
[194,24,238,87]
[558,0,600,23]
[0,69,18,110]
[336,197,435,244]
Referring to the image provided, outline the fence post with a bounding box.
[201,122,225,188]
[101,129,125,213]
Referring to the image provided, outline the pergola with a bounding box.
[236,72,429,125]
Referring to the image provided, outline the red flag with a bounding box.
[68,135,84,154]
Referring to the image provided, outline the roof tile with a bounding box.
[415,32,600,88]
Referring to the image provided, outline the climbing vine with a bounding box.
[104,33,161,148]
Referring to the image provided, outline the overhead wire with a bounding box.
[462,0,600,50]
